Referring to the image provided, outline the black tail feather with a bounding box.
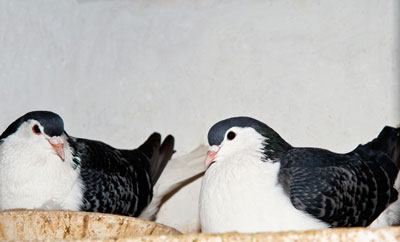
[362,126,400,169]
[353,126,400,188]
[138,132,161,162]
[152,135,174,185]
[137,132,175,186]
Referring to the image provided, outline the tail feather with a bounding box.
[353,126,400,186]
[138,132,161,161]
[137,132,175,186]
[354,126,400,179]
[152,135,175,185]
[361,126,400,169]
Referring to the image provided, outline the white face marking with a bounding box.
[19,120,46,142]
[212,127,267,166]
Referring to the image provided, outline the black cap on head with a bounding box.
[0,111,64,140]
[207,116,268,146]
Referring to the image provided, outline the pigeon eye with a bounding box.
[32,125,41,135]
[227,131,236,141]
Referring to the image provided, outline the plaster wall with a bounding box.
[0,0,398,232]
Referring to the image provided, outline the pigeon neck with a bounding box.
[261,134,292,162]
[65,135,82,170]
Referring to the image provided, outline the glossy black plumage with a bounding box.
[68,132,174,217]
[278,126,400,227]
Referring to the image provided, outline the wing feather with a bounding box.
[69,136,152,217]
[278,148,396,227]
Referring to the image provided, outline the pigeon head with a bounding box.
[205,116,291,168]
[0,111,66,161]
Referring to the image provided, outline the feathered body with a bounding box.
[0,111,174,218]
[200,117,400,233]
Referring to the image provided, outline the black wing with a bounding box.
[278,147,398,227]
[68,136,153,217]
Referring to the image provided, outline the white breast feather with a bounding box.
[0,131,83,211]
[199,130,328,233]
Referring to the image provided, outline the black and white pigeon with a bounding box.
[0,111,174,217]
[199,117,400,233]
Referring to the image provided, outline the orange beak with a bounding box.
[205,145,220,169]
[47,136,65,161]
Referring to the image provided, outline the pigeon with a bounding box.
[199,116,400,233]
[0,111,174,217]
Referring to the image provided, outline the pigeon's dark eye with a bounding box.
[227,131,236,141]
[32,125,41,135]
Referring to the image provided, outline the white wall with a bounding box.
[0,0,399,232]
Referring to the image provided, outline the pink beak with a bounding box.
[47,136,65,161]
[205,145,220,169]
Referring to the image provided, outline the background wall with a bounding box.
[0,0,399,233]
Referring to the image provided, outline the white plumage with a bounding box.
[0,120,83,211]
